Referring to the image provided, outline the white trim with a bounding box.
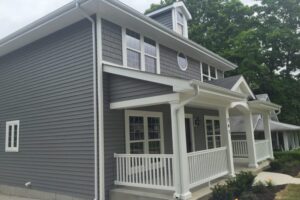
[122,28,161,74]
[231,76,255,99]
[110,93,180,109]
[146,1,192,20]
[96,14,105,200]
[204,116,221,149]
[125,110,165,154]
[177,52,188,71]
[185,114,195,152]
[5,120,20,153]
[103,63,247,100]
[201,63,218,81]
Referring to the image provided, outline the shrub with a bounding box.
[210,171,256,200]
[270,160,283,171]
[226,171,255,197]
[211,184,233,200]
[239,191,259,200]
[252,181,267,194]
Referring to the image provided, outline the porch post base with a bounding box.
[228,172,236,178]
[174,191,192,200]
[248,163,258,168]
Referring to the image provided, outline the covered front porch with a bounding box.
[103,65,281,199]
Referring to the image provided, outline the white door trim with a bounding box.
[125,110,165,154]
[204,115,221,149]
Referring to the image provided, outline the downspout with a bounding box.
[75,1,99,200]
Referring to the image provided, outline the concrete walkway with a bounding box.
[254,172,300,186]
[0,194,39,200]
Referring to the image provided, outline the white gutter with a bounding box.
[75,1,99,200]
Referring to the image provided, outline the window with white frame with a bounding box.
[201,63,218,81]
[176,11,184,36]
[5,120,20,152]
[204,116,221,149]
[125,111,164,154]
[124,29,159,73]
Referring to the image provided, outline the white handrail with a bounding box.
[255,140,270,162]
[187,147,229,188]
[232,140,248,158]
[114,154,174,190]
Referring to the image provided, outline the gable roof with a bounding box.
[209,75,242,89]
[0,0,237,71]
[146,1,192,20]
[209,75,255,99]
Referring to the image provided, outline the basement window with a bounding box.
[5,120,20,152]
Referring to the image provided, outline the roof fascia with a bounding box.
[231,76,255,99]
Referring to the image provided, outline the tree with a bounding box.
[145,0,300,125]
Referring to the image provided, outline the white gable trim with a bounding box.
[146,1,192,20]
[231,76,255,99]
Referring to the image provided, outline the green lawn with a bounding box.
[275,184,300,200]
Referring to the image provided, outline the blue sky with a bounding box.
[0,0,257,39]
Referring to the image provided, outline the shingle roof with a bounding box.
[208,75,242,89]
[255,119,300,132]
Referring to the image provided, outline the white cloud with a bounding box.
[0,0,257,39]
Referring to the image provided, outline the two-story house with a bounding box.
[0,0,282,200]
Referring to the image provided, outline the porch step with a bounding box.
[110,187,173,200]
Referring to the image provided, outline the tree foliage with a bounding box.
[145,0,300,125]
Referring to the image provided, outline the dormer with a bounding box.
[146,1,192,38]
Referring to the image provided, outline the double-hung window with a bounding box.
[126,29,141,70]
[125,29,159,73]
[201,63,219,81]
[144,37,158,73]
[125,110,164,154]
[176,11,184,36]
[204,116,221,149]
[5,120,20,152]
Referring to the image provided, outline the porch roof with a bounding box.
[103,63,247,101]
[255,119,300,132]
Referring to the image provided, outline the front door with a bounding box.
[185,114,194,153]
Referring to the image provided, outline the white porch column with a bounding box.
[276,132,280,150]
[244,112,258,168]
[283,132,289,151]
[295,132,299,149]
[219,107,235,177]
[170,103,191,200]
[262,113,274,159]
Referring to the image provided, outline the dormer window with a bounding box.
[147,2,192,39]
[176,12,184,36]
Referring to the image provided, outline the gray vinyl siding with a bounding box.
[108,74,173,103]
[0,20,95,199]
[103,73,125,200]
[102,19,123,65]
[160,45,202,80]
[103,85,218,198]
[151,10,173,30]
[185,107,219,151]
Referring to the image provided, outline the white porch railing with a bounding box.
[114,154,174,190]
[187,147,229,188]
[232,140,248,158]
[255,140,270,162]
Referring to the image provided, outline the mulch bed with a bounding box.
[252,185,286,200]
